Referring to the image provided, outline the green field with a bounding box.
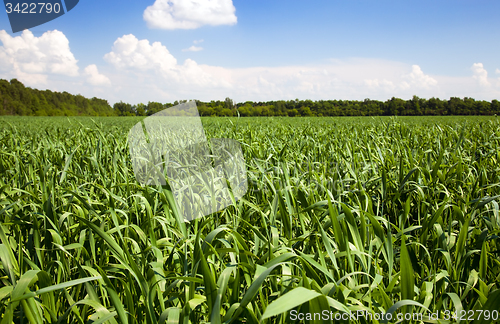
[1,116,500,323]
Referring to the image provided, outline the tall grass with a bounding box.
[0,116,499,323]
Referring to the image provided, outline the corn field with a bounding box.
[0,116,500,323]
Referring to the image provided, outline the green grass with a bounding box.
[0,116,499,323]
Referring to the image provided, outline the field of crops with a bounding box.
[1,115,500,323]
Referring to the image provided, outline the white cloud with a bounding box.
[471,62,490,87]
[193,39,204,44]
[98,43,500,105]
[496,68,500,74]
[403,65,438,89]
[2,30,498,106]
[103,34,227,90]
[183,45,203,52]
[0,29,117,103]
[103,34,177,73]
[364,79,396,92]
[83,64,111,86]
[196,59,443,101]
[143,0,237,30]
[0,29,79,86]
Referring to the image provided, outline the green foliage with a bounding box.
[113,101,135,116]
[0,79,116,116]
[1,79,499,117]
[0,116,499,323]
[230,97,500,117]
[176,96,500,117]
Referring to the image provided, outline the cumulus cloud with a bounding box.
[103,34,227,89]
[471,63,490,87]
[143,0,237,30]
[83,64,111,86]
[98,47,460,104]
[183,45,203,52]
[403,65,437,89]
[496,68,500,74]
[0,29,79,85]
[199,59,412,100]
[361,65,438,95]
[364,79,396,92]
[98,55,500,104]
[103,34,177,72]
[2,29,497,105]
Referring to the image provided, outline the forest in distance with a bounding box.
[1,78,500,117]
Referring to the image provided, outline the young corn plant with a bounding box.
[0,116,499,323]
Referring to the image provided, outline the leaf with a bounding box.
[479,240,488,280]
[229,263,283,322]
[188,294,206,309]
[11,270,40,302]
[446,293,463,324]
[59,145,79,184]
[167,307,180,324]
[381,300,430,324]
[98,267,128,324]
[399,235,414,301]
[472,290,500,324]
[210,266,234,324]
[194,230,217,317]
[475,195,500,210]
[327,196,345,252]
[261,287,322,320]
[455,216,470,265]
[11,276,102,303]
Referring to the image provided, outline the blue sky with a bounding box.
[1,0,499,105]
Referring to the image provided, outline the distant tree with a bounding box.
[146,101,163,115]
[237,103,253,117]
[388,97,406,116]
[1,78,499,117]
[299,106,313,116]
[0,78,115,116]
[221,108,233,116]
[114,101,135,116]
[135,103,146,116]
[491,99,500,114]
[225,97,234,110]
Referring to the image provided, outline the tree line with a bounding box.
[0,79,115,116]
[1,78,499,117]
